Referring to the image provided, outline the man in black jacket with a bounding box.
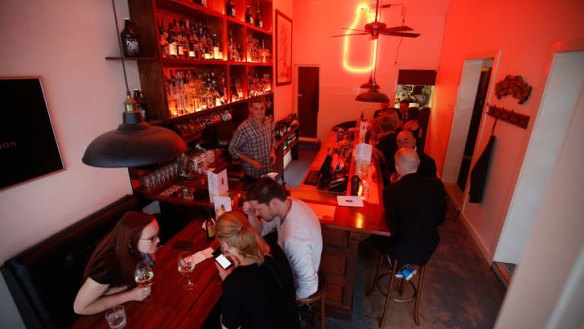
[382,148,447,269]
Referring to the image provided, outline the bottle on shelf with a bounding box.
[255,8,263,28]
[226,0,236,18]
[245,6,254,25]
[133,89,147,120]
[121,18,140,57]
[124,92,137,113]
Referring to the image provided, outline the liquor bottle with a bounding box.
[124,92,137,113]
[133,89,146,120]
[205,211,216,239]
[255,9,263,28]
[212,34,220,59]
[121,18,140,57]
[245,6,253,25]
[226,0,236,17]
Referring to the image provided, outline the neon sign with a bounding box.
[343,3,378,73]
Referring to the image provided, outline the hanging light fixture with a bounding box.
[83,0,187,168]
[355,24,390,103]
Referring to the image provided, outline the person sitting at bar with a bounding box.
[244,177,323,300]
[371,111,400,185]
[396,98,422,136]
[228,95,276,183]
[392,130,436,182]
[215,211,299,329]
[73,211,160,315]
[382,148,447,277]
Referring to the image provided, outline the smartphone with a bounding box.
[213,248,234,270]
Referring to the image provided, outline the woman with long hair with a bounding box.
[73,211,160,315]
[216,210,299,329]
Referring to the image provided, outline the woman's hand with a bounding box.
[215,262,234,281]
[129,284,152,301]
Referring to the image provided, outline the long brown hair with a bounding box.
[216,211,269,265]
[84,211,155,286]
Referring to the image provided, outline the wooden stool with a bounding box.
[367,253,427,327]
[296,285,326,329]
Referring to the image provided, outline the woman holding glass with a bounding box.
[215,211,299,329]
[73,211,159,315]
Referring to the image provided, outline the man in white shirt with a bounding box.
[245,177,323,299]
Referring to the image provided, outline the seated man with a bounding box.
[382,148,447,275]
[395,130,436,179]
[244,177,323,299]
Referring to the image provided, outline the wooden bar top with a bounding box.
[71,219,222,329]
[293,128,390,237]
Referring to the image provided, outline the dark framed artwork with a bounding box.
[0,77,63,190]
[275,10,292,86]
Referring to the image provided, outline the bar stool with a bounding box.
[367,253,427,327]
[296,280,326,329]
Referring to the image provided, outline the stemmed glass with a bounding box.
[178,252,195,290]
[134,261,154,300]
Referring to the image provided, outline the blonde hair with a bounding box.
[378,110,401,132]
[216,211,270,264]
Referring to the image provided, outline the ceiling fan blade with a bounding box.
[331,33,370,37]
[384,31,421,38]
[384,25,414,32]
[341,27,366,32]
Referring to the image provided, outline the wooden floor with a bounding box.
[285,145,507,329]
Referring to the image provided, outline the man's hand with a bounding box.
[269,148,276,165]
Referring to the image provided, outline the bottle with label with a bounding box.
[226,0,236,17]
[255,9,263,28]
[245,6,253,25]
[121,18,140,57]
[124,92,137,113]
[205,211,216,239]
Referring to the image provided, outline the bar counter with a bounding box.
[72,130,389,326]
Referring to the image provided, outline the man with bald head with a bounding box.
[381,148,447,271]
[395,130,436,179]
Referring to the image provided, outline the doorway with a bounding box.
[457,67,492,190]
[297,67,319,138]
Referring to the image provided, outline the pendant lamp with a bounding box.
[82,0,187,168]
[355,42,390,104]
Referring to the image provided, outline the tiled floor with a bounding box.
[286,144,507,329]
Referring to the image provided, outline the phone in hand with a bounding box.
[213,247,234,270]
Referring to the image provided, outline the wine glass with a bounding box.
[134,261,154,300]
[178,252,195,290]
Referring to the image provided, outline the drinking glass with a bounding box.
[105,305,127,329]
[178,252,195,290]
[134,261,154,300]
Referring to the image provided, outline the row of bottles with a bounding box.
[248,72,272,96]
[159,18,222,60]
[274,113,298,139]
[246,35,271,63]
[123,89,148,121]
[174,109,232,138]
[244,5,263,28]
[227,29,245,61]
[165,69,228,117]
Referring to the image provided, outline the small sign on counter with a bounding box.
[337,196,364,207]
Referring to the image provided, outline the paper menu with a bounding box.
[186,247,214,265]
[213,195,232,216]
[355,143,372,162]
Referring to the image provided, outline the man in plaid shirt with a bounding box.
[229,96,276,182]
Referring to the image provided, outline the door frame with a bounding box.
[295,64,321,140]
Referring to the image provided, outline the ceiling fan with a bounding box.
[332,0,420,39]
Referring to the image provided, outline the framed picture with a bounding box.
[275,10,292,86]
[0,77,63,190]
